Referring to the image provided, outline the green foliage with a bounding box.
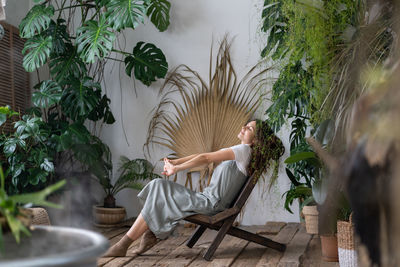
[61,77,101,121]
[125,42,168,86]
[0,110,53,192]
[0,107,18,127]
[265,61,312,132]
[89,145,161,207]
[22,35,52,72]
[46,19,70,56]
[7,0,172,193]
[49,46,87,83]
[145,0,171,32]
[0,166,65,248]
[19,4,54,38]
[283,149,322,213]
[104,0,146,31]
[20,1,170,84]
[261,1,288,59]
[262,0,360,126]
[261,0,364,214]
[32,80,62,108]
[76,17,116,63]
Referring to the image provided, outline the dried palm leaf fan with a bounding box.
[145,37,267,191]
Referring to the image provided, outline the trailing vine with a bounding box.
[261,0,395,213]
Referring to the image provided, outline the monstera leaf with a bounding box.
[19,4,54,38]
[22,35,52,72]
[76,17,115,63]
[125,42,168,86]
[32,80,62,108]
[104,0,146,31]
[61,77,101,120]
[145,0,171,32]
[49,45,87,83]
[261,1,288,59]
[46,19,70,56]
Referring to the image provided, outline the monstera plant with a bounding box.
[0,0,171,193]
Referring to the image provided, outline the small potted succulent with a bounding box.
[90,144,160,226]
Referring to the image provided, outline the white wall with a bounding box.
[3,0,32,27]
[99,0,300,224]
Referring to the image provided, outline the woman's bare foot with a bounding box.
[132,230,159,255]
[103,235,134,257]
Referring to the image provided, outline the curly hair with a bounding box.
[247,119,285,186]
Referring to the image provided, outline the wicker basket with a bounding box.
[302,205,318,234]
[337,213,358,267]
[28,207,51,225]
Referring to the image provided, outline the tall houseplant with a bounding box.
[1,0,171,194]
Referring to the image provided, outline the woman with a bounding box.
[104,120,284,257]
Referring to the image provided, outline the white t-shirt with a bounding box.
[222,144,251,176]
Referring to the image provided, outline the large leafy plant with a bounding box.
[89,143,160,208]
[0,0,171,193]
[282,119,332,214]
[260,0,393,216]
[20,0,169,84]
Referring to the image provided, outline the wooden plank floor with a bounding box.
[93,220,339,267]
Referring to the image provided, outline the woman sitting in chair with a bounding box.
[104,120,284,257]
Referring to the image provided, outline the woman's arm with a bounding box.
[166,154,199,165]
[162,149,235,176]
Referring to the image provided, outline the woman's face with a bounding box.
[238,121,256,145]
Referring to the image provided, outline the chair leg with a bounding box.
[227,226,286,252]
[203,216,235,261]
[186,225,207,248]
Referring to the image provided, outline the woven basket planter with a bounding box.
[302,205,319,234]
[92,206,126,225]
[28,207,51,225]
[337,214,358,267]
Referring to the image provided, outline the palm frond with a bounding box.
[144,37,270,185]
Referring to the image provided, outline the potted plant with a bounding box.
[284,149,327,234]
[90,144,160,226]
[2,0,171,195]
[337,197,355,266]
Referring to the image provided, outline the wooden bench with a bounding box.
[185,174,286,261]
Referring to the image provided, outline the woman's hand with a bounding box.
[162,158,177,176]
[163,158,177,165]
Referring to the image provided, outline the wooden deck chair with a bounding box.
[184,174,286,261]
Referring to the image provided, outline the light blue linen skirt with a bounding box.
[138,160,247,239]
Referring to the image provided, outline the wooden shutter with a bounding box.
[0,22,30,133]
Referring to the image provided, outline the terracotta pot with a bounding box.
[302,205,319,234]
[92,205,126,225]
[321,234,339,262]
